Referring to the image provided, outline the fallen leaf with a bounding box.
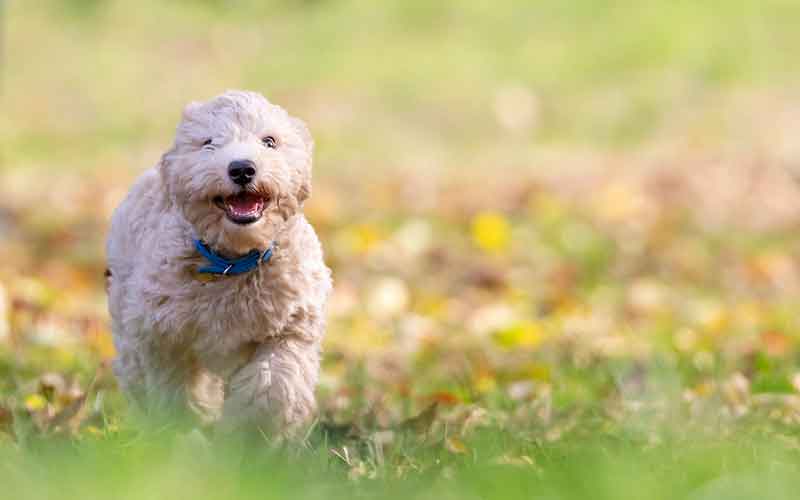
[400,403,438,434]
[427,391,461,405]
[445,436,468,454]
[494,321,545,349]
[24,394,47,412]
[471,212,510,253]
[0,406,12,434]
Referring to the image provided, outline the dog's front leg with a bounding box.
[220,336,320,436]
[138,342,199,421]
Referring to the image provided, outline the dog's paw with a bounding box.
[218,349,316,435]
[219,358,274,432]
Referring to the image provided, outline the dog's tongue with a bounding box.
[226,192,263,217]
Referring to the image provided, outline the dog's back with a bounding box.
[106,167,173,343]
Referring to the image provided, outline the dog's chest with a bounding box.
[146,266,296,351]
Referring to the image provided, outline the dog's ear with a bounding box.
[291,117,313,205]
[157,145,178,204]
[291,116,314,155]
[182,101,203,120]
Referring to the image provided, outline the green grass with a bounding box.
[5,421,800,500]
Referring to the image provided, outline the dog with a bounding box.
[106,90,332,436]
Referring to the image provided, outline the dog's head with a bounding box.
[160,90,313,255]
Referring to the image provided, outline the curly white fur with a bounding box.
[106,90,332,435]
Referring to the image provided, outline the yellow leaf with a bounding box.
[524,364,551,382]
[475,373,497,393]
[352,224,383,254]
[25,393,47,411]
[445,436,468,454]
[86,425,104,436]
[494,321,544,349]
[471,212,510,253]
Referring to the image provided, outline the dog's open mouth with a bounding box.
[213,192,267,225]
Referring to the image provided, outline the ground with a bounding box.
[3,1,800,499]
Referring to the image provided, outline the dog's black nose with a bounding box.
[228,160,257,186]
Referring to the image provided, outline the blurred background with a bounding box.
[4,0,800,462]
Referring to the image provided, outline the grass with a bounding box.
[5,420,800,500]
[6,0,800,171]
[4,0,800,498]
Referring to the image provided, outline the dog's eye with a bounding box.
[201,139,213,147]
[261,136,277,149]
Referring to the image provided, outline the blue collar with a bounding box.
[194,239,274,276]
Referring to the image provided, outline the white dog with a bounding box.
[106,90,331,435]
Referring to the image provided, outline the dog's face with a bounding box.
[160,90,313,255]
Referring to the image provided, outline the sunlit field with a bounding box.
[4,1,800,498]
